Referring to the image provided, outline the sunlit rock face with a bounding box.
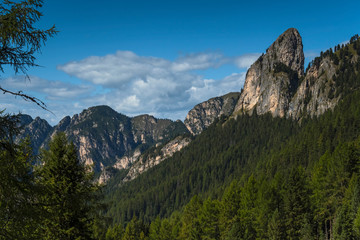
[184,92,240,135]
[17,105,189,175]
[234,28,304,117]
[123,136,192,182]
[287,55,340,119]
[232,27,342,120]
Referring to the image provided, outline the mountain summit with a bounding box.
[234,28,305,117]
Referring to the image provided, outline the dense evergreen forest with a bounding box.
[100,36,360,239]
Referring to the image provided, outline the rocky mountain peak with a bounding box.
[17,105,189,176]
[18,115,53,154]
[234,28,304,117]
[266,28,304,77]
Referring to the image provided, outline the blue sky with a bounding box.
[1,0,360,125]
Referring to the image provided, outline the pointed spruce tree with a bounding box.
[0,113,42,239]
[38,132,99,240]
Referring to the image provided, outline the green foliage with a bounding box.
[105,224,124,240]
[122,216,147,240]
[179,195,203,240]
[284,166,311,239]
[0,0,56,74]
[0,0,57,108]
[199,198,221,240]
[104,112,298,224]
[0,112,41,239]
[332,36,360,98]
[38,132,100,240]
[126,134,360,239]
[102,49,360,238]
[273,62,300,95]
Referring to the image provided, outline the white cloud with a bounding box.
[171,52,225,72]
[58,51,171,87]
[57,50,242,118]
[2,50,254,125]
[2,76,94,100]
[0,76,94,125]
[187,73,246,104]
[234,53,261,69]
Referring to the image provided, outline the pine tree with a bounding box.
[179,195,202,240]
[219,180,241,237]
[148,216,161,240]
[237,175,259,239]
[0,113,41,240]
[122,216,147,240]
[38,132,99,240]
[284,166,311,240]
[158,219,173,240]
[199,198,220,240]
[105,224,124,240]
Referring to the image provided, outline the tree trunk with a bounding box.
[329,218,332,240]
[325,219,328,240]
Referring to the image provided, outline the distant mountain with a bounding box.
[18,115,52,155]
[17,105,190,176]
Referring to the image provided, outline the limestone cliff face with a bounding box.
[184,92,240,135]
[113,149,142,170]
[234,28,304,117]
[98,167,118,185]
[131,115,178,144]
[287,56,339,118]
[17,105,189,175]
[123,136,191,182]
[17,115,53,154]
[54,106,135,171]
[231,28,353,121]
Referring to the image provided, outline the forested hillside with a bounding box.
[101,35,360,239]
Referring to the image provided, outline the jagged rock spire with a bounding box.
[267,28,304,77]
[234,28,305,117]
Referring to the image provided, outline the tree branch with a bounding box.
[0,86,52,113]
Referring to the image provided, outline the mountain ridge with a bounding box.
[18,105,190,175]
[18,29,360,184]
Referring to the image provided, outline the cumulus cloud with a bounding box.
[58,51,168,87]
[58,51,227,88]
[2,76,93,100]
[3,50,255,125]
[57,50,250,119]
[186,73,246,104]
[0,76,95,125]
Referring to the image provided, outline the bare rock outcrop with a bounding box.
[184,92,240,135]
[234,28,304,117]
[288,56,339,118]
[17,115,53,154]
[17,105,189,176]
[123,136,191,182]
